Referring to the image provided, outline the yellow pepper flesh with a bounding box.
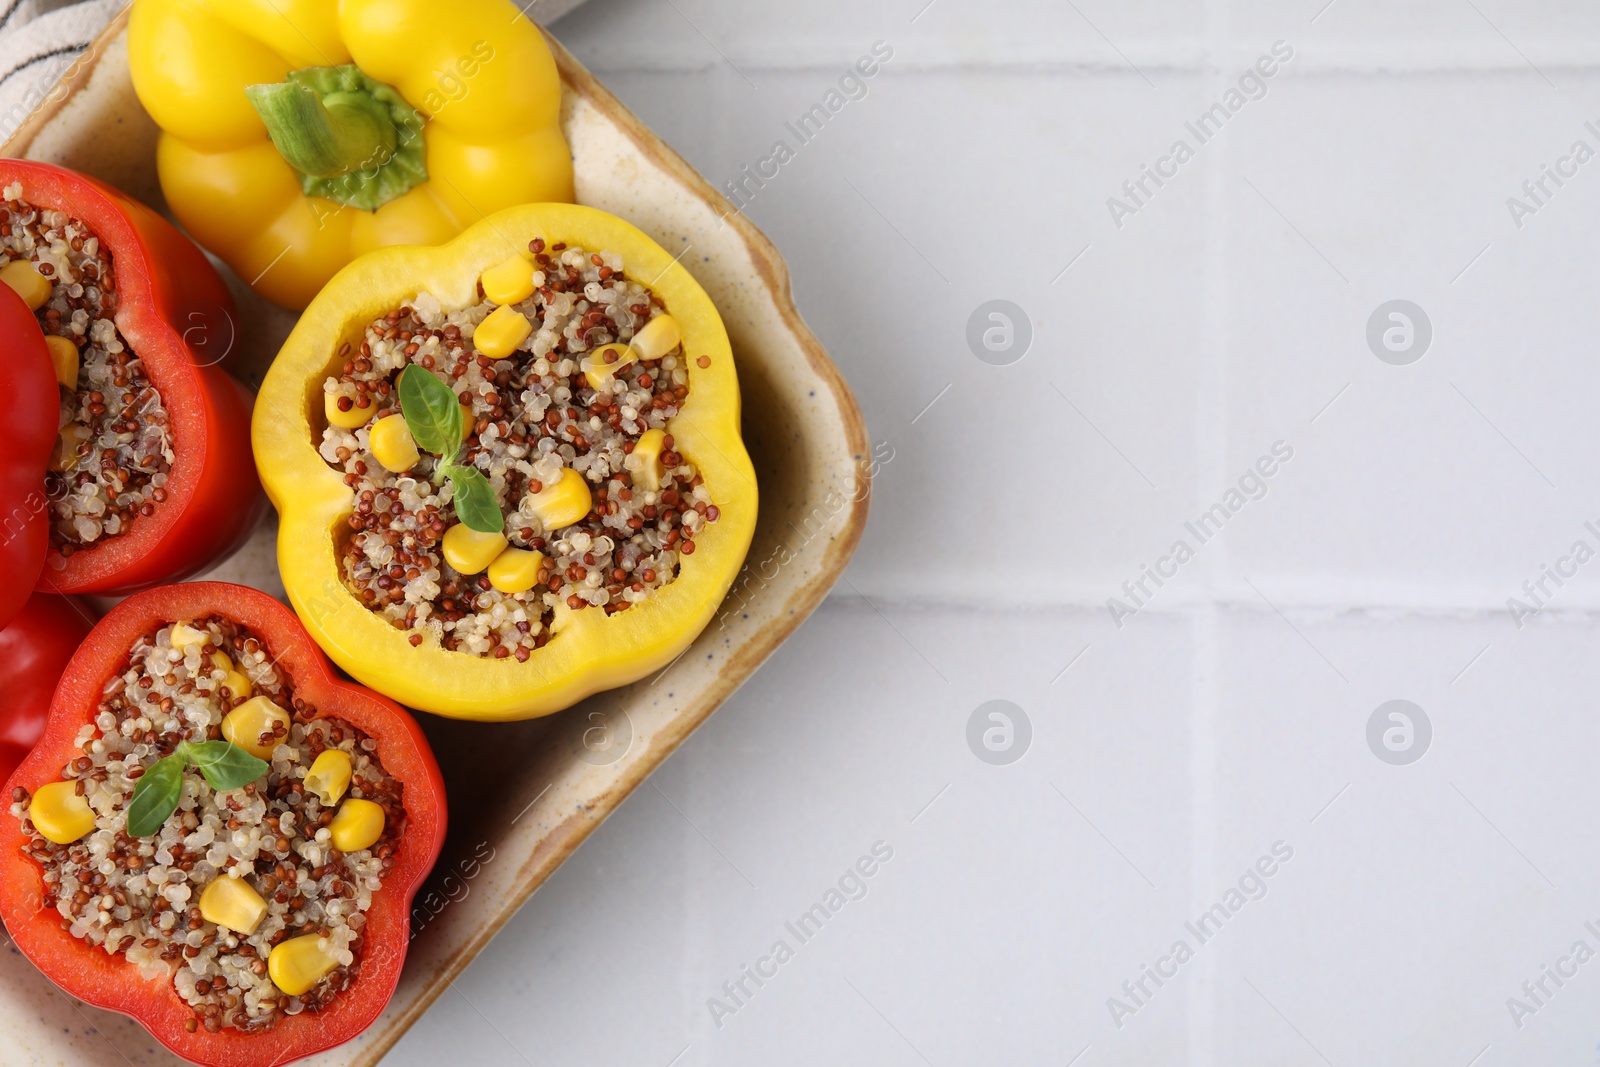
[253,204,756,720]
[128,0,574,309]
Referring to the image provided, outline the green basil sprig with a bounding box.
[126,755,184,838]
[397,363,462,455]
[126,740,270,838]
[397,365,503,535]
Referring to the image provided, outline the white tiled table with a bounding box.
[385,2,1600,1063]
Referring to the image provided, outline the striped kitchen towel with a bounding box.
[0,0,120,144]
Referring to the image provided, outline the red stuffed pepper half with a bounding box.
[0,582,446,1066]
[0,160,261,595]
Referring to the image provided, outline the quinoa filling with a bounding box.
[10,617,405,1034]
[318,240,721,660]
[0,182,175,553]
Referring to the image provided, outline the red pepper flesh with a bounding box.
[0,161,264,596]
[0,592,96,784]
[0,582,446,1066]
[0,283,58,628]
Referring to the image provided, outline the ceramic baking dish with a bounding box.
[0,10,868,1065]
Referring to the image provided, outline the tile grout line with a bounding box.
[816,587,1600,619]
[1190,1,1231,1063]
[682,58,739,1053]
[569,54,1600,77]
[680,733,708,1047]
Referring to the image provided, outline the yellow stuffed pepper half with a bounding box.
[253,203,756,720]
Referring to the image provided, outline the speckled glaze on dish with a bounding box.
[0,11,868,1067]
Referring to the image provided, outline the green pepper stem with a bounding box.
[246,82,398,180]
[243,66,427,211]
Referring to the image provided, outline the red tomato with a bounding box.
[0,592,94,783]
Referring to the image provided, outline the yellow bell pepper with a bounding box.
[252,204,756,720]
[127,0,574,310]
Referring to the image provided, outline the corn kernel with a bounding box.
[0,259,52,310]
[49,424,89,472]
[268,934,340,996]
[209,646,252,697]
[461,400,478,438]
[369,413,420,472]
[329,798,385,852]
[630,314,681,361]
[199,874,268,935]
[304,749,353,806]
[209,650,253,699]
[221,696,291,760]
[488,547,544,594]
[583,342,636,391]
[44,335,78,391]
[631,428,667,492]
[472,304,531,359]
[28,781,95,845]
[441,523,507,575]
[480,253,536,306]
[526,468,592,531]
[168,622,209,651]
[325,389,373,429]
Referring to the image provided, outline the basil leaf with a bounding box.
[397,365,462,457]
[179,740,270,792]
[126,754,186,838]
[444,463,505,534]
